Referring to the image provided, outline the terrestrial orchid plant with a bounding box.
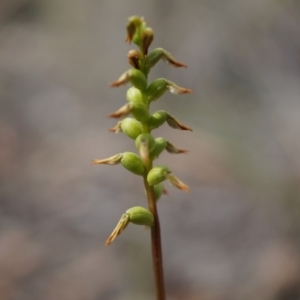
[92,16,192,300]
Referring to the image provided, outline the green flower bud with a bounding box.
[150,137,167,160]
[147,165,170,185]
[142,27,154,55]
[131,102,150,123]
[153,183,164,201]
[145,48,187,71]
[146,78,168,102]
[148,110,167,130]
[128,69,147,91]
[111,69,147,91]
[126,16,143,44]
[126,87,144,104]
[121,152,145,176]
[126,206,154,226]
[120,118,143,139]
[135,133,155,152]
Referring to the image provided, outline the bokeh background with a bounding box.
[1,1,300,299]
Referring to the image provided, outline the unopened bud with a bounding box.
[127,50,141,69]
[146,78,168,102]
[166,80,193,95]
[92,153,123,165]
[120,118,143,139]
[126,87,144,104]
[147,166,170,185]
[150,137,167,160]
[105,206,154,246]
[145,48,187,70]
[135,133,155,152]
[111,69,147,91]
[166,114,193,131]
[121,152,145,176]
[148,110,167,130]
[131,102,150,122]
[166,141,188,154]
[126,16,143,44]
[126,206,154,226]
[142,27,154,55]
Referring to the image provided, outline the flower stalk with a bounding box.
[93,16,192,300]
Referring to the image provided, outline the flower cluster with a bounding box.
[92,16,192,245]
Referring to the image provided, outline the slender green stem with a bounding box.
[143,175,165,300]
[141,107,166,299]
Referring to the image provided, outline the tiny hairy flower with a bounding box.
[135,133,156,153]
[146,78,168,102]
[92,152,145,176]
[126,206,154,226]
[150,137,167,160]
[131,102,150,122]
[109,102,149,122]
[121,152,145,176]
[120,118,143,139]
[149,138,188,158]
[148,110,167,130]
[147,166,170,186]
[111,69,147,91]
[126,87,145,104]
[105,206,154,245]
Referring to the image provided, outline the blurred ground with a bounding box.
[1,1,300,299]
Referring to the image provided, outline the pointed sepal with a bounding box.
[145,47,187,71]
[111,69,147,91]
[91,153,123,165]
[166,114,193,131]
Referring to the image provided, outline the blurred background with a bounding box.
[1,0,300,299]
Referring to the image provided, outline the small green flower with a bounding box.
[135,133,156,152]
[144,48,187,71]
[121,152,145,176]
[120,118,143,139]
[147,166,170,185]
